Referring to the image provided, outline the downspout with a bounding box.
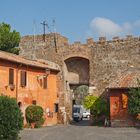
[16,64,22,101]
[16,67,18,101]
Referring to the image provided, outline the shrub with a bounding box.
[83,95,108,116]
[128,80,140,120]
[91,97,108,117]
[25,105,44,128]
[83,95,109,126]
[35,117,45,128]
[0,96,23,140]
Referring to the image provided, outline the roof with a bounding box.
[36,59,60,71]
[0,50,60,71]
[108,69,140,89]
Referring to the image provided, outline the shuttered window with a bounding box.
[9,68,14,85]
[43,76,47,89]
[54,103,59,113]
[20,71,27,87]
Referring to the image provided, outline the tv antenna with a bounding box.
[33,20,36,43]
[52,19,58,52]
[52,19,56,33]
[41,21,48,42]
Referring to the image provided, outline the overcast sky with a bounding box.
[0,0,140,43]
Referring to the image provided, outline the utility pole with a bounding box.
[41,21,48,42]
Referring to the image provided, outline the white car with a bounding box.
[82,111,90,118]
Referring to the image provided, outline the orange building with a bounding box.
[108,70,140,127]
[0,51,60,126]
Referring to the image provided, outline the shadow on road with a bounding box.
[70,118,91,126]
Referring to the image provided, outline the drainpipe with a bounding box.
[15,68,18,101]
[16,64,22,101]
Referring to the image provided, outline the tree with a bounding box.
[73,85,89,104]
[83,95,98,109]
[0,22,20,54]
[0,96,23,140]
[83,95,108,116]
[83,95,109,126]
[128,79,140,120]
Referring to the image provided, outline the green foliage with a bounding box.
[35,117,45,128]
[83,95,109,126]
[25,105,45,128]
[128,79,140,118]
[0,96,23,140]
[0,22,20,54]
[83,95,98,109]
[91,98,108,116]
[74,85,89,96]
[83,95,108,116]
[74,85,89,104]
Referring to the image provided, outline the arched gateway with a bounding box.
[64,56,89,105]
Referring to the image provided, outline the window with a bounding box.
[43,76,47,89]
[9,68,14,85]
[122,93,128,109]
[73,100,76,105]
[20,71,27,87]
[18,102,22,108]
[54,103,59,113]
[32,100,37,105]
[73,107,80,113]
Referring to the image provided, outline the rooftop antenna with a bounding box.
[52,19,57,52]
[41,20,48,42]
[33,19,36,42]
[52,19,56,33]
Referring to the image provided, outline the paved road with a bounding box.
[20,120,140,140]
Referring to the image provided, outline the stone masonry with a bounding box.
[19,33,140,122]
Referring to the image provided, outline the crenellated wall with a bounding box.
[19,33,140,122]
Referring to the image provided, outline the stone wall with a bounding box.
[19,33,140,122]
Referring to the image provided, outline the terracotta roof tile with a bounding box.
[108,69,140,88]
[0,51,59,71]
[36,59,60,71]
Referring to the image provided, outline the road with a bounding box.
[20,119,140,140]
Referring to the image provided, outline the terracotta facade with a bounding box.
[0,51,59,126]
[108,70,140,127]
[109,89,135,127]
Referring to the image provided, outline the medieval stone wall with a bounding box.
[90,36,140,95]
[19,33,140,120]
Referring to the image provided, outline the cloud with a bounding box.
[90,17,122,37]
[89,17,140,38]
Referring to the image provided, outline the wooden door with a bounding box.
[110,95,120,119]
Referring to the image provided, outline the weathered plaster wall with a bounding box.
[0,59,59,126]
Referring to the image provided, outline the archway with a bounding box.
[64,57,90,104]
[64,57,89,86]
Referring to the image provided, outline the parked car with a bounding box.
[82,111,90,118]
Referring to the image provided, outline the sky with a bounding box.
[0,0,140,43]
